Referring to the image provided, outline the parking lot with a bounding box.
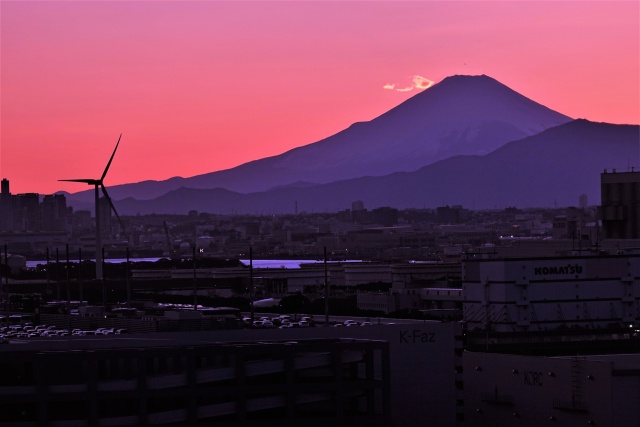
[0,323,129,343]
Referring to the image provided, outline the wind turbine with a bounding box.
[60,134,125,280]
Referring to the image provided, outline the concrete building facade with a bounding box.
[463,254,640,332]
[0,338,390,426]
[357,262,462,314]
[464,351,640,427]
[0,321,462,426]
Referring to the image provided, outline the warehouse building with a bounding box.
[463,253,640,332]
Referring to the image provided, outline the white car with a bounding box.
[262,321,275,328]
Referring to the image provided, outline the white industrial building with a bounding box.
[357,262,462,314]
[462,253,640,332]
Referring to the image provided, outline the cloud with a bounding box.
[413,75,434,89]
[383,75,434,92]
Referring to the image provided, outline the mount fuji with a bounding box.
[66,74,572,207]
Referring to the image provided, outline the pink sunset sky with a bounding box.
[1,1,638,195]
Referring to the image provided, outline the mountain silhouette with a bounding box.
[66,74,571,205]
[113,120,639,214]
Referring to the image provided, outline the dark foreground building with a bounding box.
[464,350,640,427]
[0,337,389,426]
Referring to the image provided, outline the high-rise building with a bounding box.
[72,210,93,230]
[579,193,588,209]
[351,200,368,223]
[13,193,40,231]
[371,206,398,227]
[600,171,640,239]
[436,205,469,224]
[42,194,68,231]
[0,178,13,231]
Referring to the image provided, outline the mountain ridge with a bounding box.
[66,74,572,205]
[112,120,640,215]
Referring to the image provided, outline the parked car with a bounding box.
[300,316,315,326]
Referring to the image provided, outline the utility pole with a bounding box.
[0,244,4,313]
[102,247,106,310]
[0,243,11,313]
[66,244,70,308]
[126,247,130,306]
[102,248,106,310]
[46,247,50,297]
[3,245,7,313]
[193,246,197,310]
[56,248,60,300]
[324,247,329,325]
[249,246,254,321]
[78,248,83,302]
[66,244,71,332]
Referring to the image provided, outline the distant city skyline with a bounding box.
[2,1,638,195]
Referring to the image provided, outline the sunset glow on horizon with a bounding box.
[1,1,638,195]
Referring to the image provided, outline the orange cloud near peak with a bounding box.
[384,75,434,92]
[413,75,434,89]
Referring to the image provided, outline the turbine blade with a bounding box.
[59,179,98,184]
[101,133,122,182]
[101,184,125,233]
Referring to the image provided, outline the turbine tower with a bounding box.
[60,134,125,280]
